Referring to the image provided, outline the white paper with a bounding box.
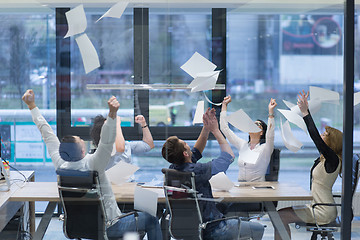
[96,1,129,23]
[283,100,296,109]
[188,71,220,92]
[180,52,217,78]
[209,172,234,191]
[277,109,307,133]
[239,147,260,164]
[280,119,303,153]
[309,86,340,105]
[355,92,360,106]
[64,5,87,38]
[134,185,158,217]
[105,161,139,185]
[193,101,204,125]
[226,109,261,133]
[75,34,100,74]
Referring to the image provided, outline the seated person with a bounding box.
[162,108,264,240]
[276,90,343,240]
[220,95,277,182]
[22,89,162,240]
[90,114,154,169]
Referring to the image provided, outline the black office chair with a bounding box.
[56,169,140,240]
[161,168,243,240]
[265,148,281,181]
[303,153,360,240]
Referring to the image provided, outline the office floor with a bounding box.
[34,215,360,240]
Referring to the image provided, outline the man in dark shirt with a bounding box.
[162,108,264,240]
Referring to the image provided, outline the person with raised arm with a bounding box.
[275,90,342,240]
[22,89,161,240]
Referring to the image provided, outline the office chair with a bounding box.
[56,169,140,240]
[300,153,360,240]
[265,148,281,181]
[161,168,244,240]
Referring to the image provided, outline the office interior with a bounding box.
[0,0,359,239]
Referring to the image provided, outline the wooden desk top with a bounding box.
[10,181,312,203]
[0,171,35,207]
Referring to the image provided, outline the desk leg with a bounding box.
[29,201,35,236]
[263,201,290,240]
[32,202,57,240]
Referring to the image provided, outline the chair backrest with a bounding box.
[161,168,202,240]
[56,169,108,240]
[265,148,281,181]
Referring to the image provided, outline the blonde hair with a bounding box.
[321,126,343,175]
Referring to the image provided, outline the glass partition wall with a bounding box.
[0,1,358,239]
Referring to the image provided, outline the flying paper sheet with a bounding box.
[105,161,139,185]
[277,109,307,133]
[96,1,129,23]
[209,172,234,191]
[309,86,340,105]
[226,109,261,133]
[134,185,158,217]
[188,71,220,92]
[180,52,217,78]
[355,92,360,106]
[64,5,87,38]
[193,101,204,125]
[239,147,261,164]
[280,119,303,153]
[75,34,100,74]
[203,92,222,106]
[283,100,296,109]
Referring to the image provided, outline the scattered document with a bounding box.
[188,71,221,92]
[181,52,217,78]
[309,86,340,105]
[106,161,139,185]
[75,33,100,74]
[282,99,321,116]
[277,109,307,133]
[64,5,87,38]
[193,101,204,125]
[239,147,260,164]
[134,185,158,217]
[96,1,129,23]
[226,109,261,133]
[280,119,303,153]
[355,92,360,106]
[181,52,220,92]
[209,172,234,191]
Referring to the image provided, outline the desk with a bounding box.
[10,181,312,240]
[0,171,34,233]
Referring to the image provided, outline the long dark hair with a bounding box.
[248,119,267,145]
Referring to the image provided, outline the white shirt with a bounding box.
[31,107,122,224]
[220,111,275,182]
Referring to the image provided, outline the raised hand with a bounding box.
[135,115,147,127]
[203,108,218,133]
[268,98,277,116]
[22,89,36,110]
[221,95,232,111]
[297,90,309,116]
[108,96,120,119]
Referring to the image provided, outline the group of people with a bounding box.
[23,88,343,239]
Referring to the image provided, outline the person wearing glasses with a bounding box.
[220,95,277,182]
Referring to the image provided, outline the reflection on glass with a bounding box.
[70,9,134,127]
[149,9,212,126]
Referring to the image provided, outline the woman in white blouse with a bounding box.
[220,96,277,182]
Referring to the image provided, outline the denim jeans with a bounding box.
[204,218,264,240]
[106,212,162,240]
